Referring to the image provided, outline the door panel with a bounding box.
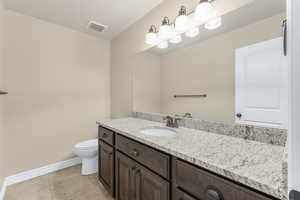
[235,37,288,128]
[135,164,170,200]
[116,152,136,200]
[99,141,114,196]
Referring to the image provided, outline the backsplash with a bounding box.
[132,111,287,146]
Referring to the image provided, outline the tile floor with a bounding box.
[5,165,113,200]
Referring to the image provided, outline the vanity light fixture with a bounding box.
[158,17,173,41]
[145,25,158,45]
[175,6,189,33]
[157,40,169,49]
[194,0,215,23]
[205,15,222,30]
[146,0,221,49]
[185,26,200,38]
[170,34,182,44]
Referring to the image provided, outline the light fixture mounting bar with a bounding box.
[167,0,216,25]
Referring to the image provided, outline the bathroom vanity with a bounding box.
[97,117,286,200]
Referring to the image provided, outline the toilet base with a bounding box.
[81,156,98,175]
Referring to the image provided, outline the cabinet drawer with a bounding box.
[99,126,114,145]
[173,159,275,200]
[116,134,170,179]
[238,186,274,200]
[173,188,197,200]
[173,159,239,200]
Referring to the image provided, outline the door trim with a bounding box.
[288,0,300,196]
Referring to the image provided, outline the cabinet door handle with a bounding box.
[131,149,139,157]
[282,20,287,56]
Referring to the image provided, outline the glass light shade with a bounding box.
[158,25,173,41]
[185,27,200,38]
[175,15,189,33]
[157,41,169,49]
[170,34,182,44]
[145,32,157,45]
[205,16,222,30]
[194,1,215,23]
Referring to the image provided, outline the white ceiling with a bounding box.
[3,0,163,39]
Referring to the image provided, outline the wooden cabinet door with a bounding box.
[99,141,114,196]
[134,164,170,200]
[116,152,137,200]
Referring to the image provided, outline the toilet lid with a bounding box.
[76,139,98,150]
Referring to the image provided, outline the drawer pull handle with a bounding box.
[102,133,107,138]
[205,188,223,200]
[131,149,139,157]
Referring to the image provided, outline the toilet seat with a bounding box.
[75,139,98,150]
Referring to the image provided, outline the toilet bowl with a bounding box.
[74,139,98,175]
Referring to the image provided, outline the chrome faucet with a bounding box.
[163,116,181,128]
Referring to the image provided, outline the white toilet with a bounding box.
[74,139,98,175]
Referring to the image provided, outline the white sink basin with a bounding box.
[140,127,177,137]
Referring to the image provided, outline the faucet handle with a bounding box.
[183,113,192,118]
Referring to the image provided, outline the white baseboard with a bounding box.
[5,157,81,186]
[0,157,81,200]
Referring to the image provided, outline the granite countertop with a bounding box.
[97,117,286,199]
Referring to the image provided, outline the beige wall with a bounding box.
[0,0,4,188]
[132,52,161,113]
[3,10,110,176]
[160,13,285,123]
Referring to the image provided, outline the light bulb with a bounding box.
[170,34,182,44]
[158,17,173,41]
[175,6,189,33]
[194,0,215,23]
[145,25,158,45]
[185,27,199,38]
[157,41,169,49]
[175,15,189,33]
[205,16,222,30]
[145,32,157,45]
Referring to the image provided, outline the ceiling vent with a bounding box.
[87,21,107,33]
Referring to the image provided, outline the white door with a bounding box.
[235,37,288,129]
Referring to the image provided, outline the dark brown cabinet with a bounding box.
[116,151,170,200]
[98,126,277,200]
[99,140,115,196]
